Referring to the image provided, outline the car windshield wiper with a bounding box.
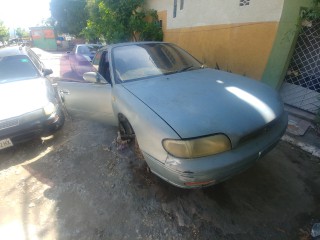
[177,65,199,73]
[162,65,202,76]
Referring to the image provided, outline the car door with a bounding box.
[57,77,117,126]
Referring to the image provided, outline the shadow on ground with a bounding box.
[1,117,319,240]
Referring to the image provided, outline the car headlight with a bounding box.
[162,134,231,158]
[43,102,56,116]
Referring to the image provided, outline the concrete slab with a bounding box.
[287,114,311,136]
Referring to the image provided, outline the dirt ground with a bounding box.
[0,116,319,240]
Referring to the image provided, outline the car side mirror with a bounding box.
[43,68,53,76]
[83,72,99,83]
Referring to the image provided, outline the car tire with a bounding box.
[118,114,144,160]
[119,115,135,141]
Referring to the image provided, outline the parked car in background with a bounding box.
[58,42,287,188]
[68,44,102,77]
[0,46,65,150]
[56,36,65,47]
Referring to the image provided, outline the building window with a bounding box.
[173,0,177,18]
[180,0,184,10]
[159,20,163,29]
[240,0,250,6]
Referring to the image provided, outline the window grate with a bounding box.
[281,20,320,114]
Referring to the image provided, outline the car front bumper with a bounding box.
[0,107,64,148]
[143,112,288,188]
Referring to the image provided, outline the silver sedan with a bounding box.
[58,42,287,188]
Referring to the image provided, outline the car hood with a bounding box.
[123,69,284,142]
[0,78,50,120]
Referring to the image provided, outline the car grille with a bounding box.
[238,117,279,145]
[0,118,20,130]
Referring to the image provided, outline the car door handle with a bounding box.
[60,89,70,95]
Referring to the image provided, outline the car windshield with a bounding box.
[0,55,39,83]
[112,43,202,82]
[78,45,101,55]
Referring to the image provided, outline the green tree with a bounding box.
[50,0,88,36]
[80,0,105,42]
[85,0,163,43]
[15,28,29,39]
[0,21,9,43]
[302,0,320,20]
[42,17,56,27]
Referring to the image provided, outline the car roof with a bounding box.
[0,46,29,58]
[76,44,102,47]
[99,41,167,51]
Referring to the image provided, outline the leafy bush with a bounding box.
[302,0,320,20]
[85,0,163,43]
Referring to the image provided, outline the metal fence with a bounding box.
[280,20,320,114]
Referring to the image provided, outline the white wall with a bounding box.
[147,0,284,29]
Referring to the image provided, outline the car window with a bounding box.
[112,43,202,82]
[77,45,101,55]
[98,51,111,84]
[87,45,101,52]
[0,55,39,83]
[78,46,90,54]
[93,50,102,66]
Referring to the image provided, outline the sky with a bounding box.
[0,0,51,30]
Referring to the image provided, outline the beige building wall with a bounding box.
[147,0,285,80]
